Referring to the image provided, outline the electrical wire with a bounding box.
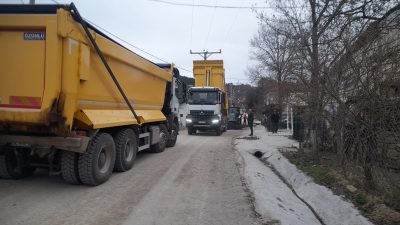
[84,18,192,74]
[190,0,194,47]
[204,0,217,48]
[50,0,61,4]
[147,0,274,9]
[49,0,169,65]
[223,0,243,43]
[47,0,193,74]
[20,0,192,75]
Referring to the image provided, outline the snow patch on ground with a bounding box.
[234,126,373,225]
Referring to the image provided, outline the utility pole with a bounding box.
[190,49,221,60]
[230,83,233,106]
[287,103,290,132]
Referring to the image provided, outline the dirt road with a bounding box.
[0,130,261,225]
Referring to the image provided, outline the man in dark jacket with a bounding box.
[270,110,280,133]
[248,109,254,136]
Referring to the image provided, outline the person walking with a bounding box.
[270,110,280,133]
[248,109,254,136]
[242,112,248,126]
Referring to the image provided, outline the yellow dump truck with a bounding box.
[186,60,228,135]
[0,4,181,185]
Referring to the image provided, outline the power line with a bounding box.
[190,0,194,47]
[147,0,273,9]
[224,0,243,43]
[190,49,221,60]
[204,0,217,48]
[84,18,192,74]
[47,1,192,74]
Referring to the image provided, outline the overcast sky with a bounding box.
[5,0,270,83]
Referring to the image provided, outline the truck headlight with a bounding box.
[186,118,192,123]
[212,119,219,124]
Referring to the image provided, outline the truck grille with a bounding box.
[189,110,216,124]
[189,110,214,116]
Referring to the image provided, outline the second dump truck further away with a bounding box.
[0,4,181,186]
[186,60,228,135]
[228,106,243,130]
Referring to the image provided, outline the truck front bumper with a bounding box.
[187,121,221,130]
[186,115,222,131]
[0,135,90,153]
[190,124,220,128]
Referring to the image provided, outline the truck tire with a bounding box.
[78,133,116,186]
[61,151,81,185]
[187,127,194,135]
[113,129,137,172]
[0,149,35,179]
[150,124,168,153]
[166,123,178,147]
[216,127,222,136]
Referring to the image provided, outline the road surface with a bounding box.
[0,130,261,225]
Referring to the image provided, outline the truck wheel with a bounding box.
[188,127,196,135]
[61,151,81,185]
[150,124,168,153]
[0,149,35,179]
[78,133,116,186]
[216,127,222,136]
[166,123,178,147]
[113,129,138,172]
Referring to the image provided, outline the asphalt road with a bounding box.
[0,130,261,225]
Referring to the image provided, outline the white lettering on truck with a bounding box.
[24,32,45,40]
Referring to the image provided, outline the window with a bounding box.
[188,91,219,104]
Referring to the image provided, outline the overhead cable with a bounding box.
[84,18,193,74]
[147,0,273,9]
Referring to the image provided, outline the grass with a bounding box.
[288,157,336,187]
[352,192,368,207]
[283,151,400,225]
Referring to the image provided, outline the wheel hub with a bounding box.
[160,132,167,148]
[97,146,111,174]
[171,130,177,140]
[124,140,134,161]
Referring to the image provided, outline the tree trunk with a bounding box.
[336,104,347,175]
[364,135,376,189]
[309,0,321,160]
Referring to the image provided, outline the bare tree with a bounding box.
[250,17,295,114]
[250,0,400,193]
[260,0,399,159]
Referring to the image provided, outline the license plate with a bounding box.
[198,121,206,124]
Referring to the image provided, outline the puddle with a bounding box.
[236,136,260,140]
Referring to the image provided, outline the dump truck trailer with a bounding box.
[0,4,180,185]
[186,60,228,135]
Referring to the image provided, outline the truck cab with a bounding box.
[186,87,227,135]
[228,106,242,129]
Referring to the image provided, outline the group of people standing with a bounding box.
[241,108,280,136]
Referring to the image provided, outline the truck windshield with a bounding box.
[188,91,218,105]
[228,107,240,120]
[229,108,239,114]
